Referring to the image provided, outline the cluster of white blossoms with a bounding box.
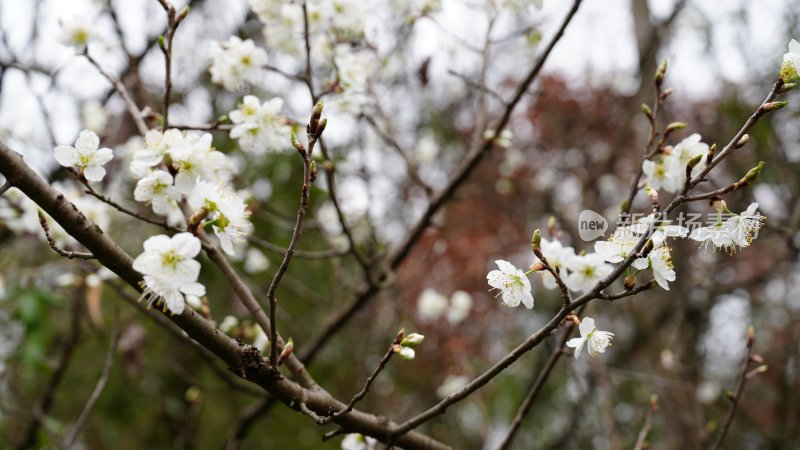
[642,133,708,193]
[132,233,206,315]
[128,128,251,254]
[689,202,765,252]
[54,130,114,182]
[229,95,291,155]
[485,198,766,358]
[416,288,473,324]
[209,36,268,91]
[58,15,97,52]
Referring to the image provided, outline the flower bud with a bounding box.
[529,262,546,272]
[735,134,750,149]
[547,216,557,236]
[308,101,324,136]
[531,229,542,253]
[655,59,668,87]
[687,153,703,170]
[756,364,768,373]
[660,87,674,99]
[641,103,653,120]
[291,134,305,155]
[707,143,717,161]
[760,101,788,113]
[401,333,425,347]
[649,394,659,412]
[747,324,755,348]
[277,337,294,366]
[309,160,318,183]
[750,354,764,364]
[710,197,726,213]
[644,184,659,209]
[665,122,687,134]
[624,275,636,290]
[779,82,796,93]
[740,161,764,184]
[397,347,416,360]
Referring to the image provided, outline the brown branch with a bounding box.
[156,1,188,130]
[62,326,119,448]
[38,210,95,260]
[0,140,449,450]
[494,317,578,450]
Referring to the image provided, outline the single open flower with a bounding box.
[54,130,113,181]
[486,260,534,309]
[567,317,614,359]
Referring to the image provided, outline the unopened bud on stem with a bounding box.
[655,59,668,87]
[735,134,750,149]
[710,197,726,213]
[277,338,294,366]
[624,275,636,290]
[531,229,541,253]
[747,324,756,348]
[760,101,788,113]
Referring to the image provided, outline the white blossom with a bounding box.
[594,228,640,264]
[633,246,676,290]
[564,253,613,293]
[626,214,688,247]
[486,260,534,309]
[54,130,113,182]
[397,347,416,360]
[781,39,800,81]
[416,287,448,321]
[535,238,576,289]
[58,16,96,51]
[567,317,614,359]
[340,433,377,450]
[188,181,253,255]
[725,202,764,250]
[132,233,206,315]
[244,248,270,273]
[447,291,473,324]
[229,96,291,154]
[209,36,268,91]
[134,170,179,216]
[643,134,709,193]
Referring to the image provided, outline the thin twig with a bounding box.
[709,326,763,450]
[77,175,182,232]
[266,112,320,367]
[62,326,119,449]
[633,395,659,450]
[38,210,95,260]
[317,333,401,425]
[83,50,148,135]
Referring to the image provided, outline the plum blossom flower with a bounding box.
[535,238,576,289]
[689,222,735,251]
[725,202,765,249]
[209,36,268,91]
[188,181,253,255]
[564,253,613,293]
[416,288,448,321]
[594,228,640,264]
[643,134,709,193]
[132,233,206,315]
[633,246,676,290]
[229,96,291,154]
[54,130,113,182]
[340,433,377,450]
[626,214,689,247]
[447,291,473,324]
[134,170,180,216]
[58,16,96,51]
[781,39,800,81]
[486,260,534,309]
[567,317,614,359]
